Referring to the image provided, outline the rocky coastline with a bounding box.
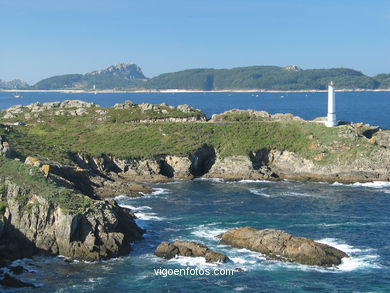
[1,100,389,189]
[0,100,389,288]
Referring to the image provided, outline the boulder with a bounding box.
[219,227,348,267]
[176,104,195,113]
[155,240,228,263]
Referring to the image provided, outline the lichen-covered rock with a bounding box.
[155,240,228,263]
[219,227,348,267]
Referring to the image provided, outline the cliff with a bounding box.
[0,157,144,266]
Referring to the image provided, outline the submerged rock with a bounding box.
[0,273,37,288]
[155,240,228,263]
[8,265,27,275]
[219,227,348,267]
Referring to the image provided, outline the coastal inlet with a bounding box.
[5,179,389,292]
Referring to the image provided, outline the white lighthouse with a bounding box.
[325,81,337,127]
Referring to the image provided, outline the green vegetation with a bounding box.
[145,66,381,90]
[0,157,96,214]
[374,74,390,89]
[0,104,378,166]
[33,74,84,90]
[26,63,390,91]
[0,184,7,215]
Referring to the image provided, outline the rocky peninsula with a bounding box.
[1,100,389,187]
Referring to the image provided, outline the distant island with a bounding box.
[1,63,390,91]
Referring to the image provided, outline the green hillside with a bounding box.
[374,74,390,89]
[144,66,380,90]
[24,63,390,91]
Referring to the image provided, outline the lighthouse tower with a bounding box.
[325,81,337,127]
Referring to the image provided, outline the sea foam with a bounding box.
[316,238,380,272]
[141,187,171,196]
[352,181,390,188]
[190,224,227,240]
[248,188,271,197]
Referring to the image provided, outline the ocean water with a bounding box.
[0,91,389,292]
[7,180,390,292]
[0,91,389,128]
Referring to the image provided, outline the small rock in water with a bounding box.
[155,240,229,263]
[0,273,37,288]
[219,227,348,267]
[8,265,27,275]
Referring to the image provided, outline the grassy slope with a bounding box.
[0,107,379,166]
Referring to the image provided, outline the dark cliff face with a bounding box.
[0,179,144,265]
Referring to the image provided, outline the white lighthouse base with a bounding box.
[325,113,337,127]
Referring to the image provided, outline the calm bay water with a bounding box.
[0,91,389,128]
[1,91,389,292]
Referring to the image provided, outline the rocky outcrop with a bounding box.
[219,227,348,267]
[67,143,390,184]
[269,149,390,182]
[0,179,144,264]
[69,144,217,181]
[3,100,97,119]
[0,136,11,158]
[155,241,228,263]
[373,130,390,148]
[1,100,206,122]
[210,109,303,122]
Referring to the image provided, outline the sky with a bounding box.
[0,0,389,84]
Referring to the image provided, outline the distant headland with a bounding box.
[1,63,390,91]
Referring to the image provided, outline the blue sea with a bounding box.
[0,91,389,128]
[1,91,390,292]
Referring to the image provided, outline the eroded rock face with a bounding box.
[204,155,277,181]
[0,180,144,263]
[219,227,348,267]
[269,149,390,182]
[155,240,228,263]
